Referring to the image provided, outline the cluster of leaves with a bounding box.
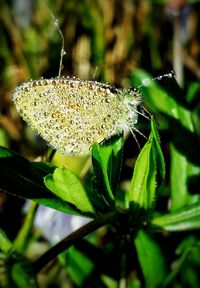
[0,72,200,287]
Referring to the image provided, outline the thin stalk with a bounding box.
[173,15,184,87]
[32,210,121,273]
[118,238,127,288]
[48,149,56,162]
[163,246,199,287]
[46,4,65,77]
[14,202,38,252]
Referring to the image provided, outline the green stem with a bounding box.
[32,210,121,273]
[163,247,196,287]
[118,238,127,288]
[14,202,38,252]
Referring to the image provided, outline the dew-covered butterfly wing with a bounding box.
[13,77,141,156]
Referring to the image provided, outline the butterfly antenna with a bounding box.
[137,71,175,89]
[130,71,175,121]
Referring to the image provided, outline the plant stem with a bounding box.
[48,149,56,162]
[118,238,127,288]
[32,210,121,273]
[14,202,38,252]
[173,15,183,87]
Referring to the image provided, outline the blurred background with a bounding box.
[0,0,200,156]
[0,0,200,287]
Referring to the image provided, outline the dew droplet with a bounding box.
[142,79,151,86]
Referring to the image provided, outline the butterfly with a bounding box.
[13,76,142,156]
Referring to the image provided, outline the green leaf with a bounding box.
[128,117,165,209]
[152,202,200,231]
[92,134,123,206]
[60,246,94,287]
[59,238,120,287]
[168,104,200,210]
[186,81,200,105]
[170,144,200,211]
[131,69,200,210]
[0,146,83,216]
[101,275,118,288]
[7,250,38,288]
[127,280,141,288]
[44,167,95,214]
[134,230,167,288]
[150,117,166,183]
[0,128,9,147]
[0,228,13,253]
[163,236,200,286]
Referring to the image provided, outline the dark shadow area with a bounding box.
[163,115,200,166]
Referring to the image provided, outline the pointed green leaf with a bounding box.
[186,81,200,105]
[0,228,13,253]
[170,144,200,210]
[0,146,83,216]
[131,70,200,210]
[101,275,118,288]
[128,118,165,209]
[44,167,95,214]
[129,139,156,209]
[134,230,167,288]
[152,202,200,231]
[150,117,166,182]
[92,134,123,206]
[6,250,38,288]
[60,246,94,287]
[163,236,200,286]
